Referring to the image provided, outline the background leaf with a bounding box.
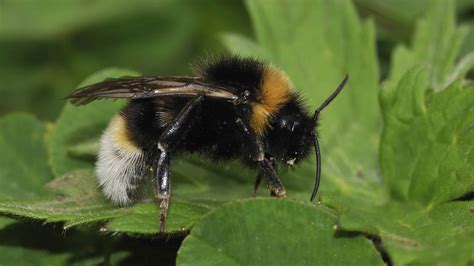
[386,0,469,90]
[0,114,53,200]
[48,68,137,176]
[0,115,108,265]
[0,0,251,120]
[325,71,474,265]
[323,0,474,264]
[381,70,474,204]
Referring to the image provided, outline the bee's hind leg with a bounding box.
[155,96,204,233]
[155,150,171,233]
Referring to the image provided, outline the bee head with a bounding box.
[267,97,316,167]
[267,75,348,201]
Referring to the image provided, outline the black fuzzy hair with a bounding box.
[193,55,265,91]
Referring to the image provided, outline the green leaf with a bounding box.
[0,116,119,264]
[177,199,383,266]
[322,1,474,265]
[325,193,474,265]
[0,169,208,234]
[328,67,474,264]
[49,68,138,176]
[381,69,474,204]
[0,156,312,234]
[0,113,53,200]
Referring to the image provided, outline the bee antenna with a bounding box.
[310,74,348,201]
[312,74,348,121]
[310,136,322,201]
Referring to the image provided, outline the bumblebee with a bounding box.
[67,55,348,232]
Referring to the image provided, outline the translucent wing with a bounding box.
[66,76,239,106]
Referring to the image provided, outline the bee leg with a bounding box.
[158,96,204,152]
[252,172,263,197]
[156,96,204,233]
[253,157,277,197]
[155,150,170,233]
[258,158,286,198]
[234,118,285,197]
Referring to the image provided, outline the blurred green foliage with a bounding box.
[0,0,251,120]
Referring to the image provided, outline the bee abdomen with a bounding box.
[96,115,146,205]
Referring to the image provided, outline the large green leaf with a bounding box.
[177,199,383,266]
[324,193,474,265]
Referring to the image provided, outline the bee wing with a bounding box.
[66,76,239,106]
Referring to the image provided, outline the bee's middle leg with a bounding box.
[155,150,170,233]
[258,158,286,198]
[155,96,204,233]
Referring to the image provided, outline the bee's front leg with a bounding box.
[235,117,286,198]
[258,158,286,198]
[253,157,277,197]
[253,172,263,197]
